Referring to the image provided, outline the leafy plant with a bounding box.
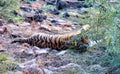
[0,0,20,21]
[68,1,120,72]
[0,53,17,73]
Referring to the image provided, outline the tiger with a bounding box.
[11,25,90,50]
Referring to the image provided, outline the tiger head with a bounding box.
[66,36,90,52]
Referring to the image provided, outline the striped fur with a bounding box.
[11,25,90,50]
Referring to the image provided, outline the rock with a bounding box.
[69,1,84,8]
[22,43,30,47]
[43,68,54,74]
[88,64,105,74]
[24,13,47,23]
[26,48,34,55]
[18,59,36,69]
[56,0,92,10]
[31,1,45,9]
[49,9,60,15]
[45,0,56,5]
[5,71,22,74]
[99,46,107,50]
[56,0,68,10]
[10,33,21,38]
[20,6,32,12]
[51,19,58,24]
[72,21,79,25]
[20,12,35,22]
[25,0,39,4]
[63,12,70,18]
[0,49,6,52]
[59,21,73,27]
[7,19,16,25]
[78,0,85,1]
[0,28,4,34]
[34,15,47,22]
[0,25,11,34]
[56,63,87,74]
[39,24,51,32]
[88,40,100,47]
[0,43,6,52]
[0,0,5,6]
[56,50,67,56]
[77,9,88,14]
[83,4,92,8]
[34,9,43,14]
[47,17,65,23]
[107,66,120,74]
[67,11,79,17]
[12,10,19,16]
[0,19,3,26]
[32,46,49,55]
[20,49,27,55]
[17,58,45,74]
[19,48,34,55]
[22,67,44,74]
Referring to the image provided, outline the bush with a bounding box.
[0,0,20,21]
[84,0,120,73]
[68,1,120,70]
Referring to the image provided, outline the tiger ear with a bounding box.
[82,24,90,31]
[81,36,89,43]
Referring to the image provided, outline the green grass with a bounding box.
[0,53,17,74]
[0,0,21,21]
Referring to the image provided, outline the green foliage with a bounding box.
[68,1,120,70]
[0,0,21,21]
[84,0,120,72]
[9,15,24,22]
[83,0,120,53]
[0,53,9,61]
[0,53,17,73]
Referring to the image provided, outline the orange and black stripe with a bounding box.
[11,25,90,50]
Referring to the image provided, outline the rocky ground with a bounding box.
[0,0,120,74]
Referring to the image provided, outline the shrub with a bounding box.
[0,0,20,21]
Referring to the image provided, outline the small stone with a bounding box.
[44,68,53,74]
[22,67,44,74]
[34,15,47,22]
[63,12,70,18]
[18,59,36,69]
[56,0,68,10]
[45,0,56,5]
[49,9,60,15]
[57,63,87,74]
[0,43,6,52]
[25,48,34,55]
[56,50,67,56]
[0,19,3,26]
[77,9,88,14]
[72,21,79,25]
[39,25,51,32]
[22,43,30,47]
[32,46,49,55]
[10,33,21,38]
[20,49,27,55]
[20,6,32,12]
[88,64,105,74]
[51,19,58,24]
[0,28,4,34]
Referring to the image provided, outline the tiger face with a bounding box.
[65,36,90,52]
